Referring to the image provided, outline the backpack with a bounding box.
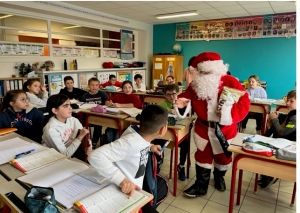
[142,152,169,209]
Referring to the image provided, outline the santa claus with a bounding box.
[176,52,250,197]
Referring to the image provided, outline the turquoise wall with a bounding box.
[153,23,296,100]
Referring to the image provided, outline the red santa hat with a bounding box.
[191,52,228,74]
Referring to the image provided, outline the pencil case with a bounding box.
[242,142,273,157]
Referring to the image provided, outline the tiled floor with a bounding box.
[157,119,296,213]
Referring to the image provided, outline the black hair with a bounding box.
[227,71,231,75]
[122,80,133,90]
[64,76,74,83]
[188,56,196,67]
[46,94,70,116]
[23,78,40,92]
[140,105,168,135]
[109,74,116,80]
[134,74,143,80]
[287,90,296,100]
[164,84,178,94]
[88,77,100,85]
[0,90,26,112]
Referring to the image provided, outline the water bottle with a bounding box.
[14,63,19,77]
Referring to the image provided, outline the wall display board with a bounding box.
[79,72,97,90]
[117,71,131,81]
[132,70,145,83]
[0,44,44,55]
[97,71,117,84]
[176,13,296,41]
[49,74,63,95]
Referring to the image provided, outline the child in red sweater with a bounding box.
[99,74,122,89]
[104,81,143,143]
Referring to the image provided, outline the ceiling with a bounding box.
[63,1,296,24]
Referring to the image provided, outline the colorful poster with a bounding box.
[117,71,131,81]
[79,72,96,90]
[233,17,262,39]
[121,29,133,60]
[272,14,296,37]
[175,23,190,40]
[262,15,273,37]
[98,71,117,84]
[189,21,206,40]
[49,74,63,95]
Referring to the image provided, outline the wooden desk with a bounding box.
[139,94,165,105]
[273,100,290,114]
[0,174,7,185]
[249,101,272,135]
[228,133,296,213]
[125,117,195,196]
[80,109,130,136]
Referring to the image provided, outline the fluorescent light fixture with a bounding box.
[0,14,13,19]
[62,25,81,29]
[156,11,199,19]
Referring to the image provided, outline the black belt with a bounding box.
[199,119,221,128]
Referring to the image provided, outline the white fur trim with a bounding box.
[219,105,233,125]
[197,60,228,75]
[196,161,213,169]
[174,102,191,118]
[208,128,223,154]
[214,162,232,171]
[207,96,220,122]
[194,131,208,151]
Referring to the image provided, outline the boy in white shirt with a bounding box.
[88,105,168,197]
[133,74,146,92]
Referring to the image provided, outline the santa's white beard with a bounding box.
[191,73,223,100]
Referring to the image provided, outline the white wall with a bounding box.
[0,2,153,86]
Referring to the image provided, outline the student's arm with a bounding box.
[271,114,296,137]
[101,92,109,105]
[27,92,48,108]
[100,81,109,88]
[261,87,267,99]
[43,129,81,157]
[88,138,132,187]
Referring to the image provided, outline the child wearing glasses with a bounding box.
[0,90,44,143]
[156,84,188,181]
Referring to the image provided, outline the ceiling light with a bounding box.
[62,25,81,29]
[0,15,13,19]
[156,11,199,19]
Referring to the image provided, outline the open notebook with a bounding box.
[244,134,294,149]
[18,159,152,211]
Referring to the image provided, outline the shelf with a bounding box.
[36,67,146,74]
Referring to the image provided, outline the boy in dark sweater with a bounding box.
[81,77,109,149]
[59,76,86,101]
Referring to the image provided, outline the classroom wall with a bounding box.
[153,23,296,100]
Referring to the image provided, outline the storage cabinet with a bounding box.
[152,55,184,87]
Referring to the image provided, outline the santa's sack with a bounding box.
[242,142,273,157]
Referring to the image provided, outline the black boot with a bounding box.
[183,165,211,197]
[213,167,226,191]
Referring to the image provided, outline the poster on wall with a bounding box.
[120,29,133,60]
[262,15,273,37]
[98,71,117,84]
[189,21,206,40]
[175,23,190,40]
[49,74,63,95]
[79,72,97,90]
[117,71,131,81]
[272,14,296,37]
[233,17,263,39]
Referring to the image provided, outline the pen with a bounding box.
[15,149,35,159]
[160,140,171,153]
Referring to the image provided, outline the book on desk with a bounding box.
[105,107,142,117]
[17,159,152,212]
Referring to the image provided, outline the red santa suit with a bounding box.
[179,52,250,171]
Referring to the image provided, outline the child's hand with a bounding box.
[170,109,176,114]
[86,146,93,155]
[174,98,190,108]
[269,112,278,119]
[77,128,89,141]
[41,85,47,92]
[214,109,221,117]
[150,145,162,155]
[114,103,121,108]
[119,178,141,198]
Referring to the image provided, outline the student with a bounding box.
[157,84,188,181]
[105,80,143,143]
[99,74,122,89]
[259,90,296,188]
[81,77,109,149]
[241,75,267,134]
[182,56,197,86]
[0,90,44,143]
[59,76,86,101]
[88,105,168,198]
[42,94,92,160]
[165,75,179,93]
[23,78,48,108]
[133,74,146,92]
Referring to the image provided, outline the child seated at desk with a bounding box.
[105,80,143,143]
[133,74,146,92]
[88,105,166,198]
[156,84,188,181]
[259,89,296,189]
[81,77,109,149]
[0,90,44,143]
[59,76,86,101]
[241,75,267,135]
[42,94,92,160]
[23,78,48,108]
[99,74,122,89]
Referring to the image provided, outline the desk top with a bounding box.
[273,100,287,107]
[0,173,7,185]
[78,109,130,119]
[125,117,195,130]
[229,133,296,165]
